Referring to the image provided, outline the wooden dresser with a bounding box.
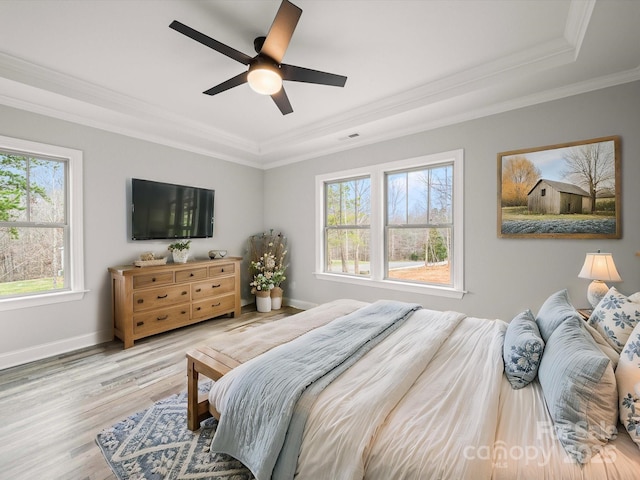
[109,257,241,348]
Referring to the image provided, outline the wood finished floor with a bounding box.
[0,305,301,480]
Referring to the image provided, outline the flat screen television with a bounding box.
[131,178,215,240]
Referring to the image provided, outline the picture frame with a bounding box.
[497,135,621,239]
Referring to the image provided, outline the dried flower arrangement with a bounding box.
[248,230,288,294]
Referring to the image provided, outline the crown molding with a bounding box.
[262,64,640,170]
[565,0,596,57]
[0,52,260,156]
[260,35,578,158]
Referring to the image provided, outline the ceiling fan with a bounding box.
[169,0,347,115]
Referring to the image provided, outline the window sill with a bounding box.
[314,272,465,299]
[0,290,88,312]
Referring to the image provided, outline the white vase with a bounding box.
[256,292,272,313]
[172,250,189,263]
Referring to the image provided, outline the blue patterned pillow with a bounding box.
[589,287,640,353]
[536,289,581,342]
[538,316,618,464]
[615,321,640,449]
[503,310,544,389]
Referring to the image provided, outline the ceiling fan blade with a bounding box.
[170,20,252,65]
[203,72,248,96]
[280,64,347,87]
[271,87,293,115]
[260,0,302,63]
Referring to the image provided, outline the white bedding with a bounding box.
[493,375,640,480]
[207,300,640,480]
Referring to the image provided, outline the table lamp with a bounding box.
[578,251,622,308]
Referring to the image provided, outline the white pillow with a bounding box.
[629,292,640,304]
[588,287,640,353]
[616,321,640,449]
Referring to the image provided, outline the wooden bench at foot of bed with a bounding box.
[186,347,239,431]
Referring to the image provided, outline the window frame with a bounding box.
[0,135,85,311]
[315,149,464,299]
[323,175,371,277]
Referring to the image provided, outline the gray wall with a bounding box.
[1,81,638,368]
[265,81,640,320]
[0,105,263,368]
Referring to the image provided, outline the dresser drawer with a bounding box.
[175,267,208,283]
[133,284,190,312]
[191,276,235,300]
[209,263,235,277]
[132,271,174,289]
[133,304,191,336]
[192,293,236,321]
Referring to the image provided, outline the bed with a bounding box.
[186,292,640,480]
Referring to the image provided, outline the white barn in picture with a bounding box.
[527,179,591,214]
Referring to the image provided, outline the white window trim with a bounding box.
[315,149,464,299]
[0,135,86,311]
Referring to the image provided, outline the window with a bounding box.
[0,135,85,310]
[386,164,453,286]
[324,176,371,276]
[316,149,464,298]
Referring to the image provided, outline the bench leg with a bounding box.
[187,356,200,431]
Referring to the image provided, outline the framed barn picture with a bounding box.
[497,136,621,238]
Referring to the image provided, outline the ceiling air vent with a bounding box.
[339,132,361,141]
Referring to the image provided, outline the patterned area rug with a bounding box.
[96,386,254,480]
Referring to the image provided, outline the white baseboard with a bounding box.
[1,299,313,371]
[285,297,318,310]
[0,329,113,371]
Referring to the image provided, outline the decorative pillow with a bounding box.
[629,292,640,304]
[588,287,640,353]
[616,322,640,449]
[503,309,544,389]
[583,321,619,370]
[538,316,618,464]
[536,289,581,342]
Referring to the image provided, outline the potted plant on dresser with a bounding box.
[168,240,191,263]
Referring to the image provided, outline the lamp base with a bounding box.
[587,280,609,308]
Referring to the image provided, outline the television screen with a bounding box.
[131,178,214,240]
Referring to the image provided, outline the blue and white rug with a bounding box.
[96,386,254,480]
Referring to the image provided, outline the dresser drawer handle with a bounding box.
[196,307,201,311]
[221,268,224,273]
[212,284,221,288]
[182,291,188,295]
[212,302,221,307]
[190,272,194,277]
[136,321,144,327]
[195,288,202,293]
[157,315,168,321]
[137,299,144,304]
[152,277,156,282]
[157,294,168,299]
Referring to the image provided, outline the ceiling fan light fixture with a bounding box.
[248,62,282,95]
[170,0,347,114]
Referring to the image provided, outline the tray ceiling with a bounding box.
[0,0,638,168]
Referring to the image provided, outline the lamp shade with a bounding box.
[578,252,622,282]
